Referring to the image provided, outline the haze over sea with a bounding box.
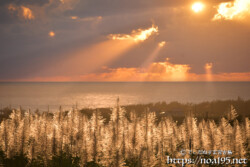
[0,82,249,111]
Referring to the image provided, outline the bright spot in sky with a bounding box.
[71,16,78,20]
[134,26,158,41]
[192,2,204,13]
[109,25,158,42]
[205,63,213,70]
[158,41,166,47]
[213,0,250,20]
[21,6,35,20]
[49,31,55,37]
[205,63,213,81]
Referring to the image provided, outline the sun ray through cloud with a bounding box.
[140,41,167,69]
[205,63,213,81]
[36,25,159,77]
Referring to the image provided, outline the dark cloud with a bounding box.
[0,0,40,24]
[66,0,184,17]
[0,0,50,7]
[0,7,12,24]
[66,0,233,17]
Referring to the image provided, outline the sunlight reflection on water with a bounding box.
[0,82,249,112]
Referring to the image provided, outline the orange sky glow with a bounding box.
[1,0,250,82]
[5,60,250,82]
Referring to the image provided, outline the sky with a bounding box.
[0,0,250,81]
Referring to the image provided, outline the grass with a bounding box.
[0,98,249,166]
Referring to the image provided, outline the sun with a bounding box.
[192,2,204,13]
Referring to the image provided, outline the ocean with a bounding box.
[0,82,249,111]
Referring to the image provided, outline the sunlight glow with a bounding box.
[49,31,55,37]
[146,59,191,81]
[192,2,204,13]
[8,4,34,20]
[45,39,136,77]
[141,42,166,68]
[213,0,250,20]
[71,16,78,20]
[78,59,191,82]
[8,4,16,11]
[158,41,166,47]
[109,25,158,42]
[205,63,213,81]
[43,26,159,77]
[21,6,34,20]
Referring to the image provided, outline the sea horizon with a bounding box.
[1,82,250,111]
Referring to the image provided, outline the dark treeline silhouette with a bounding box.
[1,98,250,124]
[123,97,250,123]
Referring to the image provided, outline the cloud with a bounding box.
[1,0,250,81]
[21,6,35,20]
[0,0,79,23]
[0,0,50,7]
[158,41,166,47]
[146,60,190,80]
[109,25,158,42]
[8,4,35,20]
[68,0,187,18]
[205,63,213,70]
[2,59,250,82]
[78,61,250,82]
[6,60,250,82]
[188,72,250,81]
[70,15,102,21]
[213,0,250,20]
[79,59,191,81]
